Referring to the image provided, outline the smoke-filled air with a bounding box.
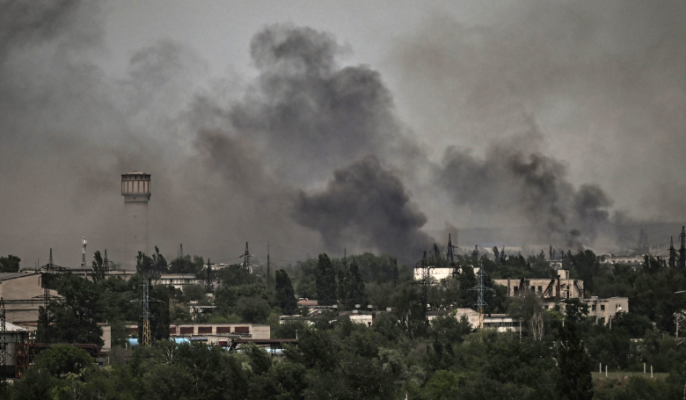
[1,0,685,267]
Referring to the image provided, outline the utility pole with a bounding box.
[205,259,213,293]
[267,243,271,286]
[670,237,677,268]
[680,227,686,269]
[178,244,183,259]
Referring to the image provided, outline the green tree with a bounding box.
[345,261,367,310]
[91,251,107,283]
[275,269,298,315]
[48,273,104,346]
[236,297,271,323]
[557,301,593,400]
[316,254,336,306]
[0,255,20,272]
[33,344,94,376]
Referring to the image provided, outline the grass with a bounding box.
[592,371,668,381]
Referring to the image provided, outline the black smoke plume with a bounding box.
[294,155,433,262]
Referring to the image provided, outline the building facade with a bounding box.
[494,270,584,299]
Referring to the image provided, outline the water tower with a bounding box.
[121,172,151,269]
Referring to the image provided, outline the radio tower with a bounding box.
[469,262,494,329]
[669,237,677,268]
[680,227,686,269]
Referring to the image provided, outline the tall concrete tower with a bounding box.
[121,172,151,269]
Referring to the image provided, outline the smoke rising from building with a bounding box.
[0,1,684,266]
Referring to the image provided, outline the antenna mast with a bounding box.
[267,243,271,286]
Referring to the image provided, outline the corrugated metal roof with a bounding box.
[1,320,28,332]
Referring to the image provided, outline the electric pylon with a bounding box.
[669,237,677,268]
[240,242,253,272]
[469,262,494,329]
[446,233,459,278]
[131,279,155,346]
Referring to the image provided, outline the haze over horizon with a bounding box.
[1,0,684,268]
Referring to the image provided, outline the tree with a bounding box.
[48,273,104,346]
[346,261,366,309]
[508,291,546,340]
[236,297,271,323]
[169,255,204,275]
[557,300,593,400]
[33,344,94,376]
[275,269,298,315]
[0,255,20,272]
[316,254,336,306]
[91,251,107,283]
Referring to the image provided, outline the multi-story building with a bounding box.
[125,323,270,346]
[494,270,584,299]
[581,296,628,325]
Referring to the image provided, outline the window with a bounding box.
[217,327,232,334]
[198,327,212,334]
[591,305,596,312]
[514,286,518,294]
[180,327,194,334]
[531,286,535,292]
[234,326,250,334]
[538,286,542,293]
[170,327,177,334]
[601,305,605,311]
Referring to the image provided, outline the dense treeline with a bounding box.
[11,246,686,399]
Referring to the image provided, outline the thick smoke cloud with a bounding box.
[439,138,613,249]
[389,0,686,231]
[1,0,682,268]
[294,155,433,261]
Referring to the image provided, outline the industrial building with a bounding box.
[0,272,59,325]
[125,323,270,345]
[121,171,151,270]
[581,296,628,325]
[154,274,203,290]
[0,320,29,378]
[494,270,584,299]
[452,308,522,333]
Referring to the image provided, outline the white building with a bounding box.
[154,274,202,290]
[452,308,521,333]
[0,320,29,377]
[582,296,628,325]
[414,266,480,284]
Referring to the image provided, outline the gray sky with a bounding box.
[1,0,684,267]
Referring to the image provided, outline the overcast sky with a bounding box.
[1,0,684,267]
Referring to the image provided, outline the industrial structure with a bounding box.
[121,171,151,270]
[494,270,584,299]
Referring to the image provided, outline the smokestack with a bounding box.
[121,172,151,270]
